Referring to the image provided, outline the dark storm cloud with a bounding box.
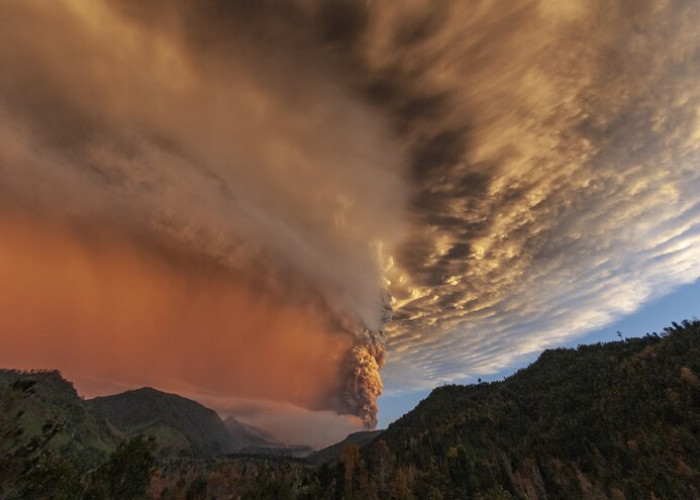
[358,0,700,388]
[2,0,700,418]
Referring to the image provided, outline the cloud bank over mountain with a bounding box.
[1,0,699,437]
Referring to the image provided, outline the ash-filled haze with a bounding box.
[1,0,700,445]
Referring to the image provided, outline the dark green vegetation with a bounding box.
[89,387,266,456]
[310,319,700,499]
[3,319,700,499]
[150,455,313,499]
[0,369,117,458]
[0,370,156,499]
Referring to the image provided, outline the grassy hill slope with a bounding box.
[0,369,118,460]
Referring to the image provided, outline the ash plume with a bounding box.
[340,292,392,428]
[0,0,406,431]
[344,342,384,429]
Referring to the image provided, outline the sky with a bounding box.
[1,0,699,448]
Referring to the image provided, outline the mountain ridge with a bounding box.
[89,386,277,456]
[311,319,700,499]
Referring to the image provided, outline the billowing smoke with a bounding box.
[339,292,392,428]
[0,0,406,431]
[2,0,700,440]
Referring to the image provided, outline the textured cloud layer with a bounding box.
[1,0,700,432]
[360,0,700,388]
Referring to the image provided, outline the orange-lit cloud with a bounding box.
[0,0,405,432]
[0,212,352,408]
[2,0,700,439]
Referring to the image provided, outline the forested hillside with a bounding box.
[311,319,700,499]
[0,369,117,459]
[0,370,156,499]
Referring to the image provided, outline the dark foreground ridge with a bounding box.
[320,319,700,499]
